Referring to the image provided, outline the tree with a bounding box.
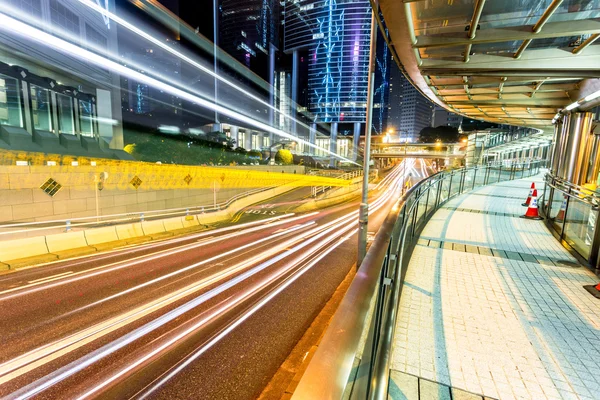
[275,149,293,165]
[418,126,460,143]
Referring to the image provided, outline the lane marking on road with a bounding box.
[27,271,73,284]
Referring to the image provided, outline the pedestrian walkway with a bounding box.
[389,174,600,400]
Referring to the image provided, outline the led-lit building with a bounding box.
[0,0,126,158]
[284,0,372,162]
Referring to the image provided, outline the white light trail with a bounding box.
[2,164,407,398]
[76,0,320,142]
[0,12,358,165]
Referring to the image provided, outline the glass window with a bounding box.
[0,74,23,127]
[78,99,94,137]
[238,131,246,149]
[337,139,349,158]
[315,138,329,157]
[86,23,107,50]
[56,93,74,135]
[50,0,80,35]
[30,84,51,131]
[252,134,260,150]
[7,0,42,17]
[263,136,270,148]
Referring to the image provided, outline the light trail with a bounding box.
[0,212,298,284]
[0,223,317,385]
[75,0,321,145]
[0,11,357,165]
[0,213,313,299]
[2,164,408,398]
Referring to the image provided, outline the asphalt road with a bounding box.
[0,159,431,400]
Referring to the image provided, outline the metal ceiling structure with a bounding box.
[378,0,600,133]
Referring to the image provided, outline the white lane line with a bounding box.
[27,271,73,284]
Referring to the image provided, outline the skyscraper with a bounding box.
[388,64,432,141]
[372,29,391,136]
[284,0,372,161]
[219,0,280,81]
[432,105,463,129]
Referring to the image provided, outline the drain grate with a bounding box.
[417,238,581,268]
[441,206,522,218]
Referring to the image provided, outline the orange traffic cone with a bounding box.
[521,190,543,220]
[554,195,567,222]
[522,182,536,206]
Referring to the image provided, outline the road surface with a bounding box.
[0,159,430,399]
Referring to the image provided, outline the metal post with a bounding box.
[213,0,219,123]
[357,8,378,267]
[213,180,217,209]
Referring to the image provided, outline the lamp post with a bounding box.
[357,8,378,267]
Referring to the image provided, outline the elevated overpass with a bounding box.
[370,142,466,159]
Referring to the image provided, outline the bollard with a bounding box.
[65,220,71,232]
[186,208,190,216]
[140,213,145,222]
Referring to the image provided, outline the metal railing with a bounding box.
[311,170,364,197]
[292,160,543,400]
[540,174,600,266]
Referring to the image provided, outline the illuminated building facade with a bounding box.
[284,0,372,163]
[284,0,371,124]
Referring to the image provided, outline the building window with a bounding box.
[78,99,94,137]
[315,138,329,157]
[337,139,349,158]
[238,131,246,149]
[50,0,80,36]
[0,74,23,128]
[56,93,74,134]
[263,136,270,148]
[7,0,42,17]
[86,23,107,50]
[30,84,51,131]
[252,133,260,150]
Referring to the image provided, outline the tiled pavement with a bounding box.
[389,174,600,400]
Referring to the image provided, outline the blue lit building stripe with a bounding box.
[285,0,371,124]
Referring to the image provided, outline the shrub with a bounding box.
[275,149,293,165]
[248,150,262,159]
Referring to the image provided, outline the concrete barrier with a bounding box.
[0,182,304,266]
[116,222,145,240]
[0,236,49,262]
[141,220,167,235]
[84,226,119,246]
[46,231,87,253]
[182,215,200,228]
[163,216,184,231]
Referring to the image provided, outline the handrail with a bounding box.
[544,173,599,205]
[293,160,543,400]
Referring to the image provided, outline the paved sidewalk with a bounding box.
[389,174,600,400]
